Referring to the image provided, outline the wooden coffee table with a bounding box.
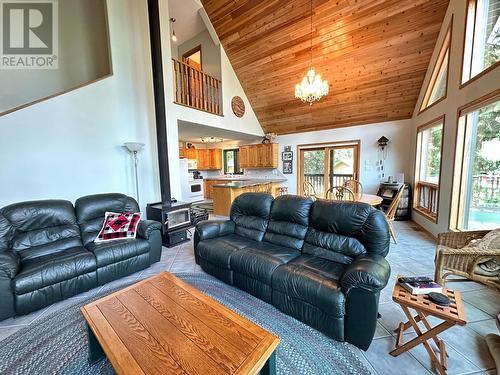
[81,272,280,375]
[390,277,467,375]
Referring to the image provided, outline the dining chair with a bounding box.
[325,186,355,201]
[343,179,363,196]
[385,185,404,244]
[303,180,317,198]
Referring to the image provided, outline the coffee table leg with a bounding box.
[86,323,105,364]
[261,350,276,375]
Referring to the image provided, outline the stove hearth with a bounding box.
[146,201,192,247]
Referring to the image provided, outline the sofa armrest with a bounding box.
[0,250,20,279]
[341,254,391,294]
[195,220,235,242]
[137,220,162,240]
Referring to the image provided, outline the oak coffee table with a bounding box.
[81,272,280,375]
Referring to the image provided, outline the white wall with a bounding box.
[410,0,500,236]
[276,120,413,195]
[158,0,264,200]
[0,0,160,210]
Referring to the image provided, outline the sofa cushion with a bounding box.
[263,195,313,250]
[196,234,258,269]
[272,254,346,317]
[230,193,273,242]
[230,242,300,284]
[75,193,139,246]
[304,200,390,263]
[0,200,83,262]
[14,247,96,294]
[86,238,150,267]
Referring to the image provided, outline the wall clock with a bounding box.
[231,96,245,118]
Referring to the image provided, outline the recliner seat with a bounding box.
[0,193,162,320]
[195,192,391,350]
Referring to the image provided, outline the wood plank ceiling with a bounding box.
[201,0,449,134]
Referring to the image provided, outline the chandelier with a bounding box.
[295,0,328,105]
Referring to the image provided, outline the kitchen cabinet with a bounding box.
[239,143,278,169]
[204,179,227,199]
[197,149,222,170]
[179,148,197,159]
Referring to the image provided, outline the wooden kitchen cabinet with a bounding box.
[179,148,197,159]
[239,143,278,169]
[197,149,222,170]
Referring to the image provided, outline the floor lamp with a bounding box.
[124,142,145,206]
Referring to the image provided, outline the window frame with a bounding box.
[413,115,446,223]
[450,88,500,230]
[460,0,500,88]
[418,18,453,114]
[223,148,243,175]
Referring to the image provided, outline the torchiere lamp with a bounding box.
[124,142,145,206]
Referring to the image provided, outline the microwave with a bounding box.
[187,159,197,170]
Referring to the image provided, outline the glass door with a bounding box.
[299,143,359,198]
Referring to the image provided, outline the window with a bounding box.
[462,0,500,84]
[414,118,444,222]
[223,149,242,174]
[420,24,452,112]
[451,92,500,230]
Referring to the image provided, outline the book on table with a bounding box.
[400,280,443,295]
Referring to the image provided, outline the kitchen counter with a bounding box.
[212,179,286,216]
[212,178,286,188]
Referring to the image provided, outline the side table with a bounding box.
[390,278,467,375]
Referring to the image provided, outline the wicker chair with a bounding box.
[326,186,355,201]
[343,179,363,196]
[434,230,500,291]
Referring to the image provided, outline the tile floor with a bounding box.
[0,220,498,375]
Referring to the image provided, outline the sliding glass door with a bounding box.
[299,143,359,198]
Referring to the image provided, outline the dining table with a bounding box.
[355,193,383,206]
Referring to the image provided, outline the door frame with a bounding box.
[297,140,361,196]
[182,45,202,68]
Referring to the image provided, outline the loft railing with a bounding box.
[415,181,439,219]
[172,58,222,116]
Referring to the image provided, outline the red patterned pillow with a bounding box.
[95,212,142,243]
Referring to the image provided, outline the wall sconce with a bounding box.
[170,18,177,43]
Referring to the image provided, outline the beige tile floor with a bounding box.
[0,221,498,374]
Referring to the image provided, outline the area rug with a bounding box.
[0,273,370,375]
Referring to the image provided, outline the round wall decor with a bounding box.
[231,96,245,117]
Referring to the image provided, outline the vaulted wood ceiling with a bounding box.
[201,0,449,134]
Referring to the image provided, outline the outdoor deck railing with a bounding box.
[172,58,222,116]
[415,181,439,219]
[303,173,354,196]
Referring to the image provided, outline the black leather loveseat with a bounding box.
[194,193,391,350]
[0,193,162,320]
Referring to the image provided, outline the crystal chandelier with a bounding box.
[295,0,328,105]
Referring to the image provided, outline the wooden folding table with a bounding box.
[390,279,467,375]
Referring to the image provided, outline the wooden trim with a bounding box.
[0,0,113,118]
[418,17,453,114]
[460,0,500,88]
[413,115,445,224]
[449,88,500,230]
[182,45,202,67]
[457,87,500,115]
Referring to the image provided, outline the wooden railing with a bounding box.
[415,181,439,220]
[303,173,354,196]
[172,58,222,116]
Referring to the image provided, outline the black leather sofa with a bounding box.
[194,193,391,350]
[0,193,162,320]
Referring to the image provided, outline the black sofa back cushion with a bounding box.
[0,200,83,261]
[75,193,139,246]
[303,200,390,263]
[263,195,314,250]
[230,193,273,242]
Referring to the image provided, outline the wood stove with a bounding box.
[146,202,192,247]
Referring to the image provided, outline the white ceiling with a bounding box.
[177,120,262,144]
[168,0,206,45]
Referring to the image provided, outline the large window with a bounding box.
[452,92,500,230]
[462,0,500,84]
[223,149,242,174]
[420,24,451,112]
[414,118,444,222]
